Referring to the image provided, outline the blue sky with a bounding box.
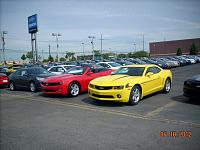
[1,0,200,60]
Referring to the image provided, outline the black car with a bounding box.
[9,67,55,92]
[183,75,200,99]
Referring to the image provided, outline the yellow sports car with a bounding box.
[88,64,172,105]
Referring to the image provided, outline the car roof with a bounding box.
[121,64,158,68]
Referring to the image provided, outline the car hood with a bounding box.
[90,74,141,86]
[188,74,200,82]
[42,74,76,82]
[37,73,55,78]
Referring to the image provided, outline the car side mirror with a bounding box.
[146,72,154,77]
[87,71,93,75]
[23,73,28,77]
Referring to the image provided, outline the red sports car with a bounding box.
[41,65,112,96]
[0,73,9,87]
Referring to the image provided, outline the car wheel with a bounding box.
[9,82,15,91]
[29,82,36,92]
[129,85,141,105]
[163,78,171,93]
[69,82,80,97]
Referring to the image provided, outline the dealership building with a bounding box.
[149,38,200,56]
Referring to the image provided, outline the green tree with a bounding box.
[117,53,127,58]
[128,51,149,58]
[60,57,66,61]
[65,51,75,61]
[176,48,182,56]
[48,56,54,62]
[43,59,49,63]
[21,54,26,62]
[189,42,198,55]
[26,51,33,60]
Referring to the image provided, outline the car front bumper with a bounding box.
[183,85,200,99]
[88,87,131,103]
[41,84,68,96]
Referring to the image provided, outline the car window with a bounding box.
[65,67,86,75]
[30,68,49,74]
[21,70,28,76]
[99,63,109,68]
[146,67,161,74]
[108,62,121,67]
[50,67,57,72]
[14,70,21,75]
[113,67,145,76]
[57,67,65,72]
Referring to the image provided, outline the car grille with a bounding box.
[89,84,113,90]
[184,81,200,87]
[95,85,113,90]
[92,93,114,98]
[41,82,61,86]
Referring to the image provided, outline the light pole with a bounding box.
[81,42,85,60]
[133,42,136,52]
[88,36,95,60]
[52,33,61,62]
[1,31,7,65]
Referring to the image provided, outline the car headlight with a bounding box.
[113,85,124,90]
[36,77,45,81]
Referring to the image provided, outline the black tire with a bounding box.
[9,82,15,91]
[163,78,171,93]
[68,82,80,97]
[128,85,141,105]
[29,82,36,92]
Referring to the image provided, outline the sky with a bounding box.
[1,0,200,61]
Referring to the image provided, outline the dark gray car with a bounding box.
[9,67,55,92]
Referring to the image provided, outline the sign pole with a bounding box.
[34,33,38,63]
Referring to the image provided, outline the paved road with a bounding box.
[1,64,200,150]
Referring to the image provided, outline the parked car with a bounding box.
[47,65,75,75]
[9,67,55,92]
[88,64,172,105]
[97,62,122,70]
[41,65,112,96]
[0,73,9,87]
[183,74,200,99]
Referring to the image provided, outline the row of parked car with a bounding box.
[0,55,199,104]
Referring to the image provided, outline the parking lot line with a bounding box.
[3,94,200,128]
[145,101,176,117]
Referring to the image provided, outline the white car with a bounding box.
[97,62,122,70]
[47,65,75,75]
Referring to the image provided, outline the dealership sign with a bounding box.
[28,14,38,33]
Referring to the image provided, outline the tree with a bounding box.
[128,51,149,58]
[48,56,54,62]
[117,53,127,58]
[60,57,66,61]
[176,48,182,56]
[43,59,49,63]
[26,51,33,60]
[65,51,75,61]
[21,54,26,62]
[189,42,198,55]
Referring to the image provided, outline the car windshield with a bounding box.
[65,67,86,75]
[113,67,145,76]
[108,62,121,67]
[32,68,50,74]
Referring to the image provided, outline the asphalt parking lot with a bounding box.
[1,63,200,150]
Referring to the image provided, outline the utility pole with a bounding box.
[81,42,85,60]
[48,44,51,59]
[52,33,61,62]
[142,34,144,51]
[2,31,7,65]
[101,34,103,60]
[88,36,95,60]
[133,42,136,52]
